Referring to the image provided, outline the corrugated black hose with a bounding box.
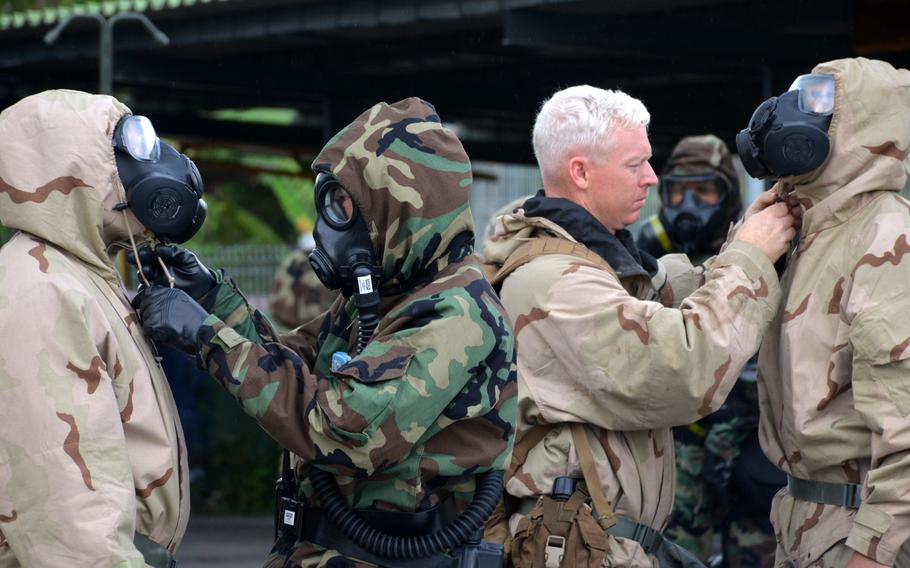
[309,468,503,560]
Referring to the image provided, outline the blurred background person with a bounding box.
[637,135,742,263]
[266,219,338,332]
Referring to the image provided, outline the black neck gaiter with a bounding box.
[521,190,657,278]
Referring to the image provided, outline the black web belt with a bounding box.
[787,475,863,509]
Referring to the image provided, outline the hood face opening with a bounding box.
[782,58,910,232]
[0,90,153,277]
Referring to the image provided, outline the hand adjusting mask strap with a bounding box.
[114,114,207,244]
[736,73,835,179]
[308,172,382,353]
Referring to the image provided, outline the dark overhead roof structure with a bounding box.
[1,0,908,167]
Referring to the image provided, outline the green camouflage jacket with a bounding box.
[0,90,189,566]
[485,207,780,567]
[758,58,910,566]
[195,98,517,565]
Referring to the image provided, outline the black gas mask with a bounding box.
[736,73,836,179]
[658,174,730,255]
[308,172,382,353]
[114,115,207,244]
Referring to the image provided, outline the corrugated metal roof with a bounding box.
[0,0,231,31]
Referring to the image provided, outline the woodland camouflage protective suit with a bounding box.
[185,98,516,566]
[0,91,189,566]
[484,197,782,567]
[757,58,910,567]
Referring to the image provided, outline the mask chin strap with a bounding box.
[113,179,174,290]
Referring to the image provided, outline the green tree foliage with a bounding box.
[1,0,94,14]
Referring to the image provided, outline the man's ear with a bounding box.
[568,155,590,190]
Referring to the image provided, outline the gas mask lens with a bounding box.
[789,73,835,115]
[114,115,161,162]
[661,175,726,207]
[317,175,356,228]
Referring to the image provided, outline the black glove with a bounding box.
[133,286,209,354]
[128,245,217,302]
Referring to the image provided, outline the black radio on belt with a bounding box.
[275,450,304,540]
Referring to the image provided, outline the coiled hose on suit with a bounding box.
[309,467,503,560]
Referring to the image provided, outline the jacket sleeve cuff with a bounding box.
[846,505,898,565]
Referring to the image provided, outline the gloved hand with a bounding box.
[128,245,217,302]
[133,286,209,354]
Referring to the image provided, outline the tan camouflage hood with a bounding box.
[0,90,151,283]
[784,58,910,234]
[312,97,475,292]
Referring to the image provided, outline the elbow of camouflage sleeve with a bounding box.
[845,504,900,565]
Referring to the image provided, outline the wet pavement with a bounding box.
[177,516,274,567]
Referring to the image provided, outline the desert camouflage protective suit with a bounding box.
[189,98,516,567]
[485,195,782,566]
[0,90,189,566]
[757,58,910,568]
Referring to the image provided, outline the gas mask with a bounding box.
[736,73,835,179]
[658,174,730,255]
[114,115,207,244]
[308,172,382,352]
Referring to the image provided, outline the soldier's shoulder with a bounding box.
[512,249,616,287]
[0,236,92,297]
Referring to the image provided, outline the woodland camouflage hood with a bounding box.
[312,97,476,293]
[661,134,741,219]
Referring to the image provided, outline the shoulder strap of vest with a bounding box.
[505,425,551,480]
[569,423,618,530]
[489,237,615,290]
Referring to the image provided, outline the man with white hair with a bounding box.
[483,85,799,567]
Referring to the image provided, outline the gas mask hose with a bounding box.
[309,467,503,559]
[353,265,380,354]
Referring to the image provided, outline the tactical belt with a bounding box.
[133,533,177,568]
[516,499,669,556]
[787,475,863,509]
[607,516,670,557]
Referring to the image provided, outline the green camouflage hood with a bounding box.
[782,58,910,234]
[312,97,475,293]
[0,90,151,283]
[662,134,738,188]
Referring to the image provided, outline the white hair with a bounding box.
[532,85,650,184]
